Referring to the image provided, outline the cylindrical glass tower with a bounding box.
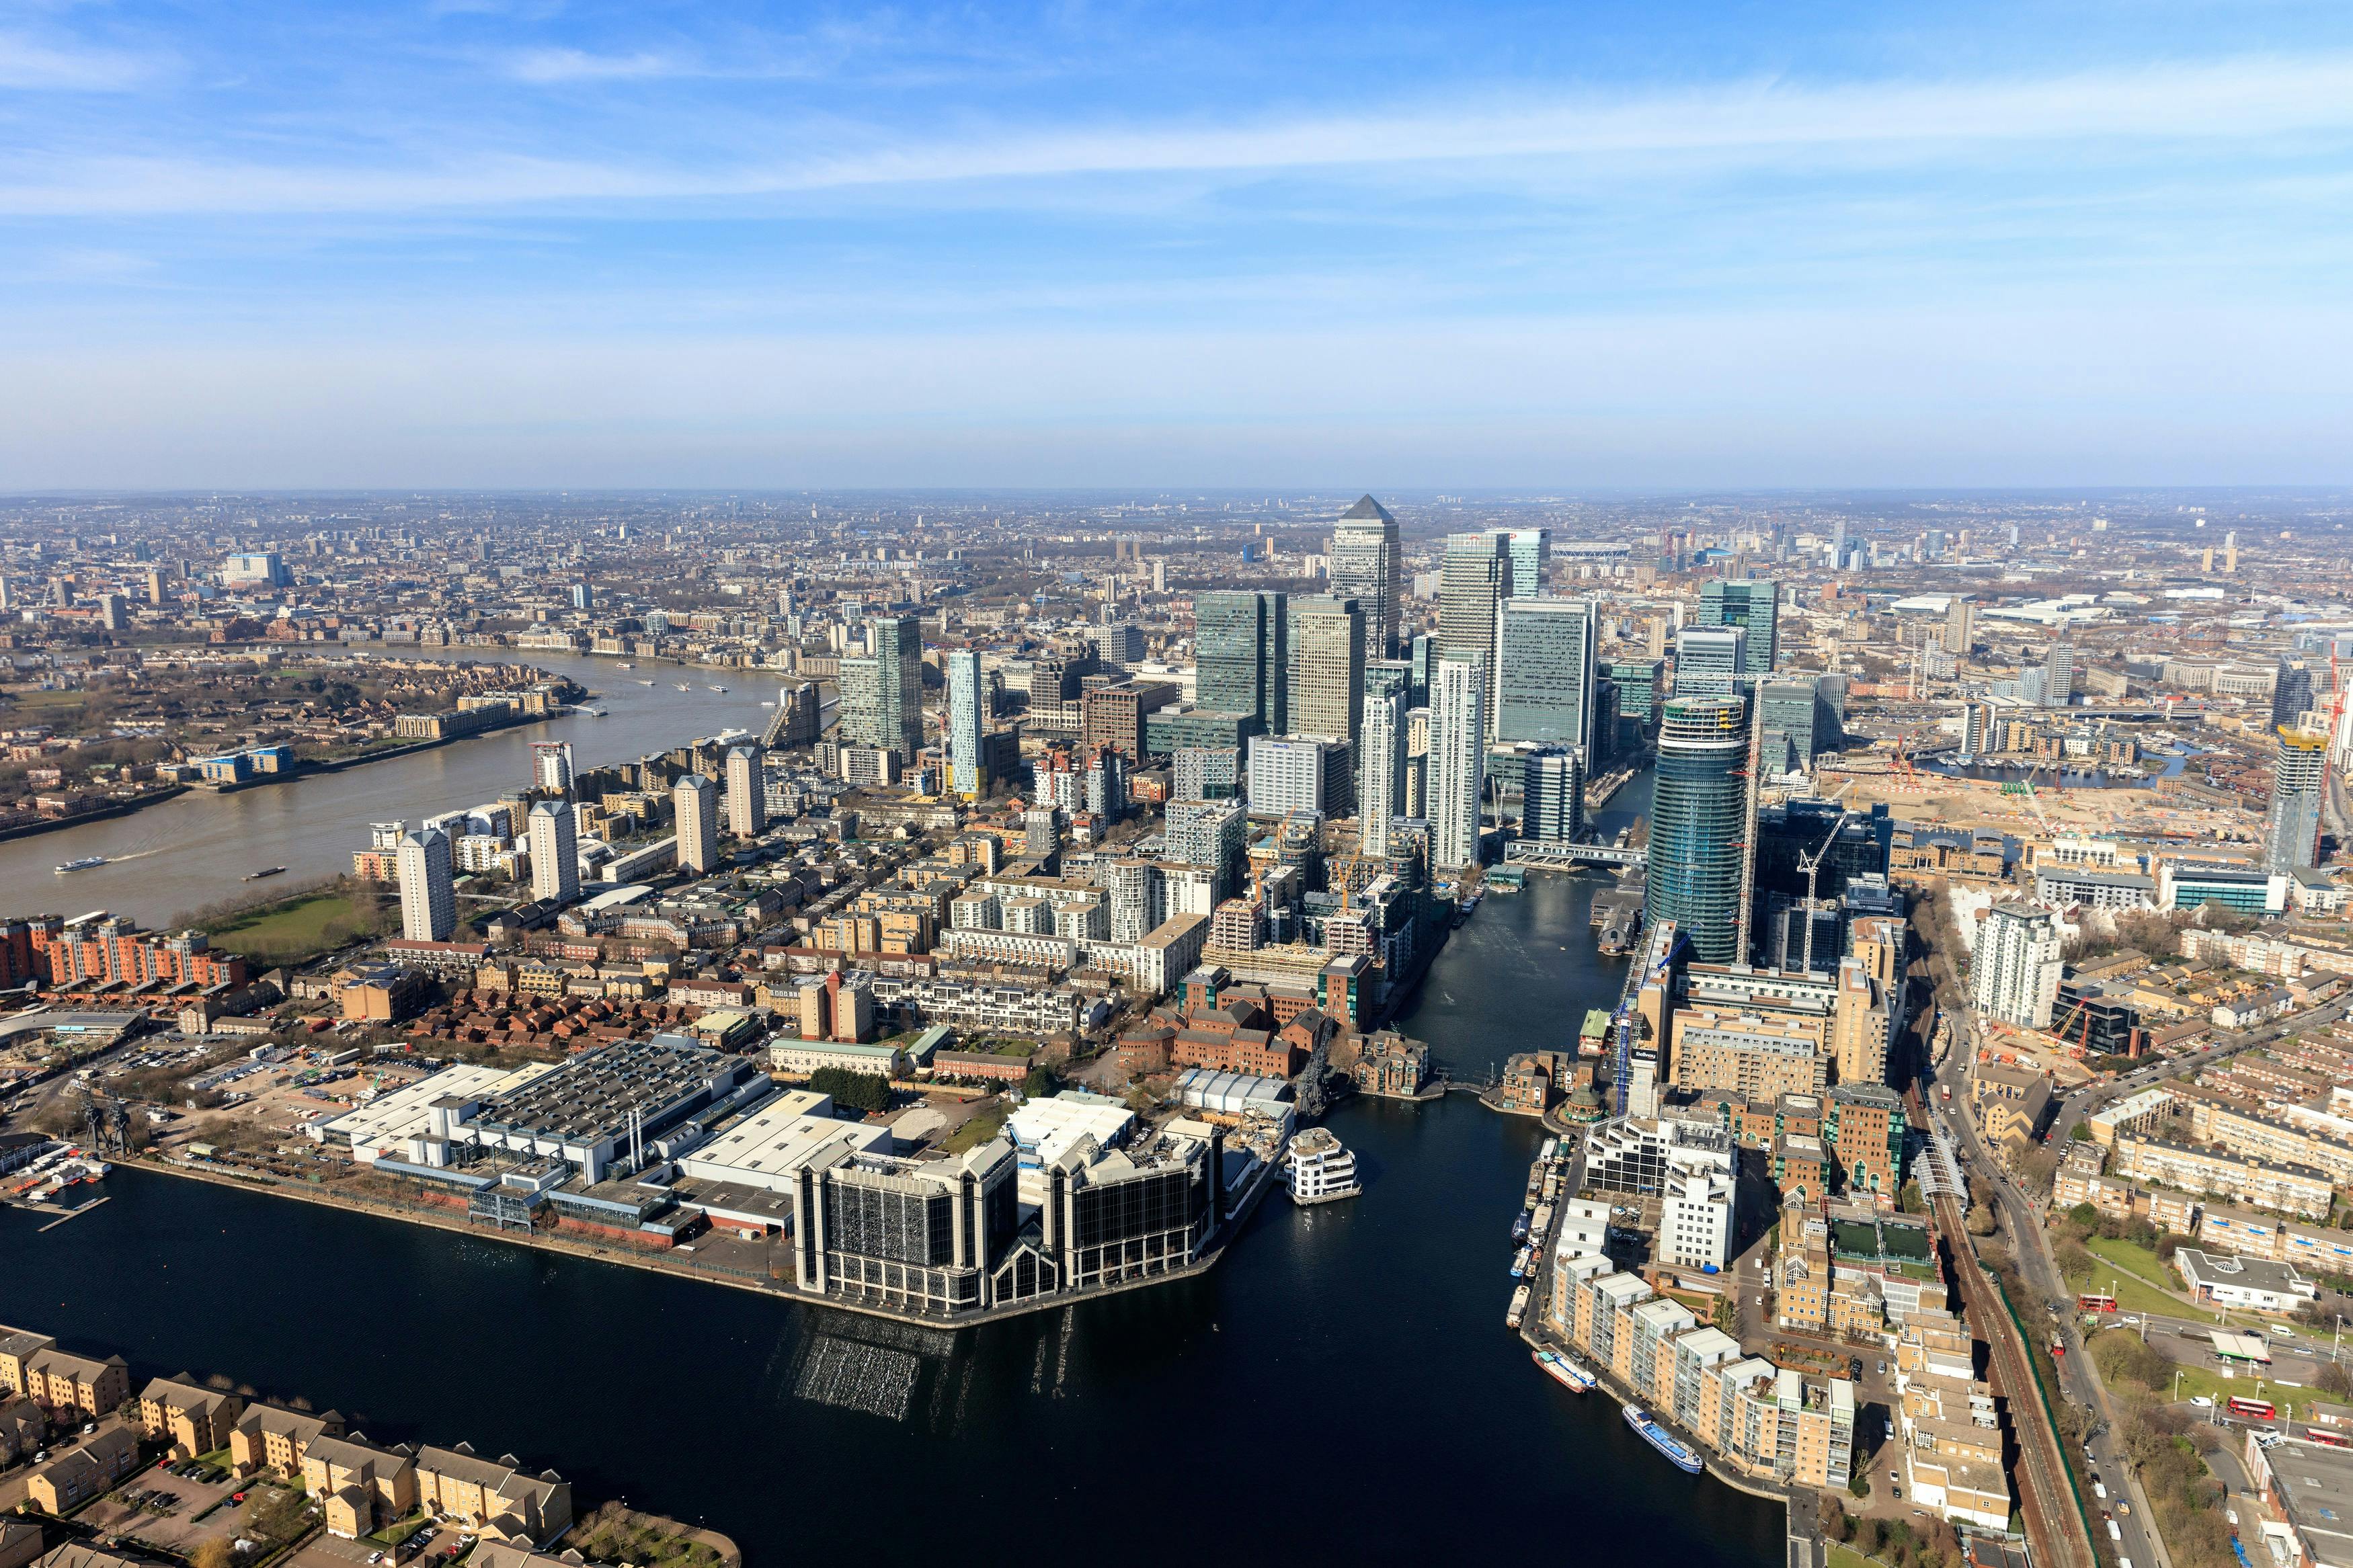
[1645,694,1751,963]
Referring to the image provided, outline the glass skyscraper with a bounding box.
[1494,596,1597,752]
[843,613,924,756]
[1285,595,1364,743]
[1673,626,1746,700]
[1438,532,1507,737]
[947,650,984,799]
[1646,695,1753,964]
[1328,495,1400,662]
[1698,579,1779,673]
[2265,724,2328,875]
[1193,589,1286,732]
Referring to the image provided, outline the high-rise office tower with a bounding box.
[1521,747,1583,844]
[532,741,574,797]
[1194,589,1287,731]
[1328,495,1400,661]
[2265,725,2329,875]
[396,827,455,941]
[1285,595,1365,744]
[1646,695,1752,964]
[1427,655,1486,872]
[1501,528,1550,599]
[1438,533,1507,736]
[1408,634,1431,708]
[674,773,720,874]
[725,745,767,839]
[1945,597,1976,656]
[1698,579,1780,672]
[1494,596,1598,753]
[947,650,984,800]
[2273,661,2315,729]
[1674,626,1747,700]
[526,800,577,905]
[2044,639,2075,708]
[1359,689,1404,857]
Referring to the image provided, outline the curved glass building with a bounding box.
[1645,695,1752,963]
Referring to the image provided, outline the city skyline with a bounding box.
[4,4,2352,487]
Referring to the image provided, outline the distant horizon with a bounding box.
[6,2,2351,487]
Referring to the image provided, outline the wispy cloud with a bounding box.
[3,52,2350,216]
[506,47,683,83]
[0,30,160,91]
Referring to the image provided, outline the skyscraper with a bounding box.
[725,745,767,840]
[1494,596,1597,752]
[1285,595,1364,744]
[1360,688,1404,857]
[2265,725,2329,875]
[1521,747,1583,845]
[674,772,720,875]
[1646,695,1752,963]
[1698,579,1780,672]
[1501,528,1550,599]
[1428,655,1486,873]
[527,800,577,905]
[1194,589,1287,731]
[848,613,924,756]
[2042,638,2075,708]
[1437,533,1507,737]
[1328,495,1400,662]
[1945,596,1976,656]
[1674,626,1747,700]
[947,650,984,800]
[396,826,455,942]
[2273,661,2315,729]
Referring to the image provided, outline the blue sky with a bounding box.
[3,1,2351,489]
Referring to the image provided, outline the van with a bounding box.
[2108,1521,2123,1542]
[2094,1481,2108,1499]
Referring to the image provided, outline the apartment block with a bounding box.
[138,1376,243,1458]
[2112,1134,2334,1220]
[232,1402,346,1478]
[413,1444,573,1546]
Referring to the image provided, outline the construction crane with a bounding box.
[1793,782,1855,973]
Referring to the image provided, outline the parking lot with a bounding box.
[77,1460,248,1557]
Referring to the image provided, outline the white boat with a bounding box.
[675,683,692,692]
[1506,1284,1531,1329]
[1533,1349,1596,1393]
[636,679,656,686]
[1285,1126,1362,1204]
[707,685,728,692]
[615,661,633,669]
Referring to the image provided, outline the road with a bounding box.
[2044,1005,2344,1147]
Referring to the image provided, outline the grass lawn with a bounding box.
[202,889,378,962]
[1829,1546,1882,1568]
[2083,1236,2275,1329]
[943,1108,1006,1155]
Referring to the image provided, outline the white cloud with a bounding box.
[506,48,684,84]
[0,30,159,91]
[2,52,2350,214]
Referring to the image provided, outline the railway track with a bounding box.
[1906,1086,2096,1568]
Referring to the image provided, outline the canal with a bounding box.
[3,651,792,925]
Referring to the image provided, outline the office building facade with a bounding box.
[1494,596,1598,752]
[1327,494,1400,661]
[1700,578,1779,672]
[1194,589,1287,732]
[1285,595,1365,745]
[1437,534,1507,736]
[1675,626,1747,700]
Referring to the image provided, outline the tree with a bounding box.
[192,1540,235,1568]
[1966,1202,1999,1237]
[2067,1202,2100,1231]
[1021,1061,1060,1099]
[807,1067,891,1113]
[2320,1360,2353,1401]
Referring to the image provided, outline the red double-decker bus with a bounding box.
[2077,1293,2118,1313]
[2227,1397,2276,1421]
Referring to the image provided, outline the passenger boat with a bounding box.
[243,866,287,881]
[1506,1284,1531,1329]
[54,856,106,874]
[1624,1407,1704,1473]
[1534,1350,1596,1393]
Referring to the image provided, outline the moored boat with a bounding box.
[1624,1406,1704,1473]
[1506,1284,1531,1329]
[1533,1350,1596,1393]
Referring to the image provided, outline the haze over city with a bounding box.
[5,1,2353,487]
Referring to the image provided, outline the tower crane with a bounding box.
[1793,781,1855,974]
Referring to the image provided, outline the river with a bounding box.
[3,651,791,925]
[0,776,1784,1568]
